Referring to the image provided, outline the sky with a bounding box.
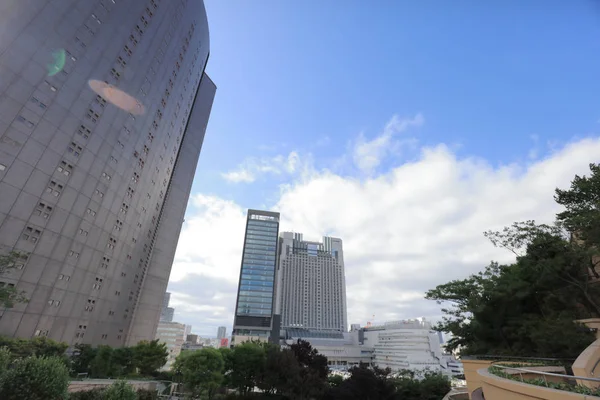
[166,1,600,337]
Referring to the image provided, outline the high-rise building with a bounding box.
[276,232,348,333]
[160,292,174,322]
[0,0,216,347]
[217,326,226,339]
[232,210,280,345]
[155,321,186,370]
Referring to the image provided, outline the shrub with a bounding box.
[137,388,158,400]
[103,380,138,400]
[0,355,69,400]
[67,388,105,400]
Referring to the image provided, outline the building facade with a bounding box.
[277,232,348,333]
[232,210,280,345]
[160,292,174,322]
[155,321,186,371]
[0,0,215,346]
[217,326,226,339]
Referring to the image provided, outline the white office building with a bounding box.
[276,232,347,333]
[155,321,186,370]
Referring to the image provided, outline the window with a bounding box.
[85,298,95,311]
[110,68,121,80]
[58,274,70,281]
[124,45,133,56]
[92,277,103,289]
[107,237,116,249]
[47,299,60,307]
[114,220,123,231]
[34,330,49,337]
[129,34,138,47]
[57,161,73,176]
[16,115,35,128]
[115,291,120,296]
[77,124,91,139]
[120,203,129,214]
[34,202,53,218]
[22,226,42,243]
[67,142,83,157]
[100,256,110,269]
[91,13,102,24]
[68,250,80,259]
[126,187,134,198]
[94,189,104,198]
[86,109,99,123]
[94,95,107,108]
[109,310,115,316]
[117,56,127,68]
[78,228,88,236]
[101,172,111,180]
[131,172,139,183]
[45,180,63,197]
[86,208,96,217]
[117,140,124,149]
[30,96,47,110]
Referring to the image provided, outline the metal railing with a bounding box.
[492,364,600,387]
[462,354,576,362]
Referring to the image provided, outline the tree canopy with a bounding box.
[0,251,28,308]
[426,164,600,357]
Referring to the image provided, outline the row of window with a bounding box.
[239,285,273,294]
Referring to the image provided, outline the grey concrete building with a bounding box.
[160,291,174,322]
[217,325,226,339]
[276,232,348,333]
[0,0,216,347]
[232,210,280,345]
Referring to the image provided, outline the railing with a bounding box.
[492,364,600,386]
[462,354,576,362]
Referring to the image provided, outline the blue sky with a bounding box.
[167,1,600,336]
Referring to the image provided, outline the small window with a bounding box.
[57,161,73,176]
[77,124,91,139]
[30,97,47,110]
[16,115,35,128]
[67,142,83,157]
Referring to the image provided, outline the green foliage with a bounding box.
[0,355,69,400]
[90,346,114,378]
[175,347,224,399]
[230,341,266,395]
[0,336,68,360]
[489,365,600,396]
[324,364,397,400]
[67,388,105,400]
[132,340,168,376]
[327,374,344,387]
[136,388,159,400]
[426,221,597,357]
[0,346,10,374]
[71,344,97,375]
[0,251,28,308]
[103,380,138,400]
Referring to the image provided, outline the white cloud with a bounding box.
[169,122,600,336]
[221,151,311,183]
[353,113,424,174]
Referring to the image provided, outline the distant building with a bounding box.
[186,334,199,344]
[217,326,227,339]
[185,325,192,337]
[155,322,186,370]
[232,210,281,345]
[160,293,174,323]
[277,232,347,333]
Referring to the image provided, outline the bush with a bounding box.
[0,355,69,400]
[137,388,158,400]
[68,388,105,400]
[103,380,137,400]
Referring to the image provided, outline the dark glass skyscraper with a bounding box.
[0,0,215,346]
[232,209,280,344]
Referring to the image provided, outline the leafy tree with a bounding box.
[0,336,68,360]
[230,341,266,395]
[90,345,114,378]
[287,339,329,400]
[324,364,397,400]
[112,346,136,376]
[132,339,168,376]
[426,166,600,357]
[0,356,69,400]
[328,374,344,388]
[0,251,28,308]
[71,344,97,375]
[176,348,224,399]
[103,380,137,400]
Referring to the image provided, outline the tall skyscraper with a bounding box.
[160,292,174,322]
[276,232,348,333]
[217,326,226,339]
[232,210,280,345]
[0,0,215,347]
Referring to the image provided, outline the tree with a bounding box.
[324,364,397,400]
[288,339,329,400]
[112,346,136,376]
[132,339,168,376]
[0,356,69,400]
[176,348,224,399]
[0,336,68,362]
[103,380,137,400]
[90,345,114,378]
[71,344,97,375]
[229,341,266,395]
[0,346,10,374]
[0,251,28,308]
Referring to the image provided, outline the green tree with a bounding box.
[71,344,97,375]
[324,364,397,400]
[426,220,598,357]
[103,380,137,400]
[0,251,28,308]
[230,341,266,395]
[132,339,168,376]
[112,346,136,376]
[0,336,68,360]
[0,346,11,374]
[176,348,224,399]
[0,356,69,400]
[90,345,114,378]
